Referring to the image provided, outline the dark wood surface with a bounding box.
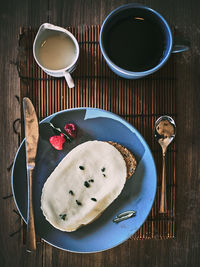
[0,0,199,266]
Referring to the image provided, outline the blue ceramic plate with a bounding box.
[12,108,157,253]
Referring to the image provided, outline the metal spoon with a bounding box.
[155,116,176,213]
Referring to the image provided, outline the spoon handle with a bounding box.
[159,153,167,213]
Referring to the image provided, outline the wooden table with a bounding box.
[0,1,200,266]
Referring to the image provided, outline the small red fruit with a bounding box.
[49,133,66,150]
[64,123,77,139]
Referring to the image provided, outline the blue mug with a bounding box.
[99,3,188,79]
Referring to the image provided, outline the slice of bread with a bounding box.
[108,141,137,179]
[41,141,137,232]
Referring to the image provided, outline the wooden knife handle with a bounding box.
[159,154,167,213]
[26,167,36,252]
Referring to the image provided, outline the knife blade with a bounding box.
[23,97,39,252]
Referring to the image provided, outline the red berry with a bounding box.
[49,133,66,150]
[64,123,77,139]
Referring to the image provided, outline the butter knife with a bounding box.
[23,97,39,252]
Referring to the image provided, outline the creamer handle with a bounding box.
[64,71,75,88]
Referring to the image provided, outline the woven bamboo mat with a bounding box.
[17,25,176,241]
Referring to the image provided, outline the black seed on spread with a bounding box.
[91,198,97,202]
[88,179,94,183]
[59,214,66,220]
[79,166,84,170]
[84,181,90,188]
[101,167,105,172]
[103,174,106,177]
[76,200,82,206]
[69,190,74,195]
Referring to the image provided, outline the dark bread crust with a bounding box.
[108,141,137,179]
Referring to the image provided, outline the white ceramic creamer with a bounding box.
[33,23,79,88]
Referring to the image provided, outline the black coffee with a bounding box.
[103,9,166,72]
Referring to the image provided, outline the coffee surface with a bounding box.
[104,13,166,72]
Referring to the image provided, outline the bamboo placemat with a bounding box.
[17,25,176,241]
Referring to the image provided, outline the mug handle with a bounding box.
[64,71,75,88]
[171,44,189,54]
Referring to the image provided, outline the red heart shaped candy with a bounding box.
[49,133,66,150]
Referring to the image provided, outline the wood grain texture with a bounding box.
[0,0,200,267]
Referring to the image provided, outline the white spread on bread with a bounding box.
[41,141,127,232]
